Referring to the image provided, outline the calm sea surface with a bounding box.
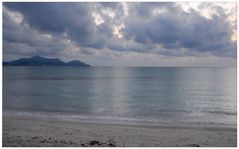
[3,67,237,126]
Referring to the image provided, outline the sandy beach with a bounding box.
[3,114,237,147]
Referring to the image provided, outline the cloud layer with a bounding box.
[3,2,237,66]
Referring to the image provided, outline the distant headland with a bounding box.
[3,55,90,67]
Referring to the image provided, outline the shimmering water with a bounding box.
[3,67,237,126]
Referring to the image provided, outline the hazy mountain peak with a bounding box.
[3,56,90,67]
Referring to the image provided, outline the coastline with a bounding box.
[3,114,237,147]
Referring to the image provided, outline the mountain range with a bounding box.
[3,55,90,67]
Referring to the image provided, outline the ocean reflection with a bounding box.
[3,67,237,125]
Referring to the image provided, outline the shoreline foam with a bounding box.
[3,110,237,129]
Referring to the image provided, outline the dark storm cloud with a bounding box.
[3,13,52,48]
[5,3,67,33]
[4,2,104,47]
[3,2,237,60]
[3,5,68,58]
[124,3,236,57]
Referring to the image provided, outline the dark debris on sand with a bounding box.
[188,144,200,147]
[3,133,78,147]
[3,132,116,147]
[81,139,116,147]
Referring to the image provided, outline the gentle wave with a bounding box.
[3,110,160,123]
[153,109,237,116]
[3,110,236,126]
[4,109,237,120]
[207,111,237,116]
[4,76,188,81]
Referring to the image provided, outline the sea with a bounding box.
[3,67,237,127]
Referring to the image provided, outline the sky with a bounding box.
[3,2,237,66]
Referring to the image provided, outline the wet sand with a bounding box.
[3,115,237,147]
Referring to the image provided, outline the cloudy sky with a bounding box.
[3,2,237,66]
